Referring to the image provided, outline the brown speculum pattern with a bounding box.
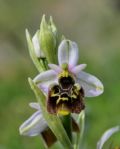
[47,73,85,115]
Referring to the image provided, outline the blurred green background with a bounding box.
[0,0,120,149]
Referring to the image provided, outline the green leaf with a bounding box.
[28,78,73,149]
[26,29,45,72]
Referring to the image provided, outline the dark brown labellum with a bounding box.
[47,75,85,115]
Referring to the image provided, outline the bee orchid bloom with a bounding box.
[34,39,104,115]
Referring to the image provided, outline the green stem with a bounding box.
[61,114,72,142]
[74,111,85,149]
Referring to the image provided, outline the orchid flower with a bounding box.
[33,39,104,115]
[20,15,104,149]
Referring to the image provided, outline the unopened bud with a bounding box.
[32,31,45,58]
[39,15,57,63]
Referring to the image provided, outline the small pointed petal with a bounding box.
[38,78,58,94]
[97,126,120,149]
[19,111,47,136]
[32,31,45,58]
[58,40,79,68]
[48,64,62,73]
[49,16,58,37]
[33,70,57,84]
[76,71,104,97]
[29,102,40,110]
[71,64,87,74]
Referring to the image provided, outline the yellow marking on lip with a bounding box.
[74,84,81,90]
[56,97,68,104]
[58,110,70,115]
[57,104,70,115]
[73,89,79,95]
[51,92,59,97]
[71,94,77,98]
[50,88,60,97]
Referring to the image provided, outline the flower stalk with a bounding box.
[74,111,85,149]
[60,114,72,142]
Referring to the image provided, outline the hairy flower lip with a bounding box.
[47,81,85,115]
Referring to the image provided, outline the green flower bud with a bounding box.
[26,29,46,72]
[49,16,58,37]
[39,15,57,63]
[32,30,45,58]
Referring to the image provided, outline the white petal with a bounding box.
[71,64,87,74]
[33,70,57,84]
[32,31,45,58]
[48,64,62,73]
[29,102,40,110]
[97,126,120,149]
[58,40,68,66]
[58,40,79,68]
[68,40,79,68]
[19,111,47,137]
[33,70,58,94]
[76,71,104,97]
